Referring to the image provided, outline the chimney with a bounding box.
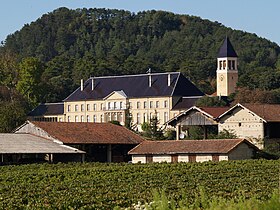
[81,79,84,91]
[91,78,95,90]
[149,74,152,87]
[168,73,171,86]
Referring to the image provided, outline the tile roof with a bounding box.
[222,103,280,122]
[218,37,238,58]
[199,107,230,118]
[28,103,64,116]
[0,133,85,154]
[28,121,145,144]
[64,72,204,101]
[128,139,258,155]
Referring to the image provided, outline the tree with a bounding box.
[141,115,164,140]
[16,57,45,106]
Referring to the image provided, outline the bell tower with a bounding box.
[216,37,238,97]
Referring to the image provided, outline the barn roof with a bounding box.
[17,121,145,145]
[28,103,64,116]
[64,72,204,101]
[128,139,258,155]
[167,106,229,126]
[0,133,85,154]
[219,103,280,122]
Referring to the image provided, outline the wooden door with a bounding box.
[171,155,178,163]
[146,155,153,163]
[188,154,196,163]
[212,155,219,162]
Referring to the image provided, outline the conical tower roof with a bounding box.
[218,37,238,58]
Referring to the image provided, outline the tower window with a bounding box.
[232,60,235,70]
[219,61,222,70]
[223,60,226,69]
[228,60,232,70]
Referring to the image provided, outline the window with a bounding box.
[67,116,71,122]
[156,101,159,108]
[100,114,104,122]
[75,105,78,112]
[114,102,117,109]
[120,113,123,122]
[144,101,147,109]
[164,112,168,123]
[81,104,84,111]
[137,113,140,124]
[129,102,132,108]
[108,102,111,110]
[223,60,226,69]
[120,102,123,109]
[232,60,235,70]
[114,113,117,120]
[219,60,222,70]
[93,115,97,122]
[86,115,90,122]
[59,117,63,122]
[157,112,160,122]
[75,116,78,122]
[67,105,71,112]
[93,104,97,111]
[228,60,232,70]
[164,100,168,108]
[143,113,147,122]
[150,101,153,108]
[81,115,84,122]
[87,104,90,111]
[150,113,153,120]
[137,102,140,109]
[100,103,103,110]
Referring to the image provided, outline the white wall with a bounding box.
[131,155,146,163]
[178,154,189,162]
[196,155,212,162]
[153,155,172,163]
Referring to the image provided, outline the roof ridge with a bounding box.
[89,72,180,79]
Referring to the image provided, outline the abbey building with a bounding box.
[28,37,238,128]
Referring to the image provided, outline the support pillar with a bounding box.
[203,126,208,139]
[176,125,181,140]
[107,144,112,163]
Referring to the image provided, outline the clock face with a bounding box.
[220,75,224,81]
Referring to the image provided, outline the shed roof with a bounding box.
[219,103,280,122]
[64,72,204,101]
[167,106,229,126]
[21,121,145,144]
[128,139,258,155]
[0,134,85,154]
[28,103,64,116]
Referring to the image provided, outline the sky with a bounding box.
[0,0,279,45]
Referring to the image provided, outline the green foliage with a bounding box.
[215,129,237,139]
[16,57,45,105]
[0,160,278,209]
[2,7,280,101]
[195,96,227,107]
[109,120,121,126]
[141,116,164,140]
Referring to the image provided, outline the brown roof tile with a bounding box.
[30,122,145,144]
[199,107,230,118]
[128,139,258,155]
[242,104,280,122]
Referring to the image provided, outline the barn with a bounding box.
[14,121,145,162]
[0,133,85,165]
[128,139,259,163]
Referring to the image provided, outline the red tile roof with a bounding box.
[199,107,230,118]
[219,103,280,122]
[242,104,280,122]
[30,122,145,144]
[128,139,258,155]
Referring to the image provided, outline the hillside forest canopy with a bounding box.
[1,7,280,131]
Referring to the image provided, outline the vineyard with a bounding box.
[0,160,279,209]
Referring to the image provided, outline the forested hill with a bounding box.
[1,7,280,103]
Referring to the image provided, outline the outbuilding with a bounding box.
[0,133,85,164]
[128,139,259,163]
[14,121,145,162]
